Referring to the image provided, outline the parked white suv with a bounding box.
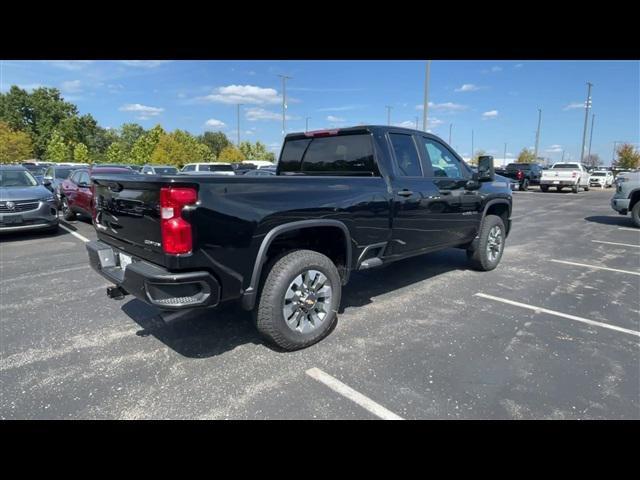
[540,162,590,193]
[589,170,614,188]
[180,163,235,176]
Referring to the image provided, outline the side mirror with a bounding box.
[465,172,481,190]
[477,155,495,181]
[42,179,52,187]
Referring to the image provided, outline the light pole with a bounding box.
[305,117,310,132]
[449,123,453,144]
[236,103,242,146]
[415,116,419,130]
[503,142,507,165]
[471,129,474,162]
[579,82,593,162]
[278,75,292,135]
[587,113,595,162]
[561,149,565,162]
[423,60,431,132]
[386,105,392,126]
[534,108,542,160]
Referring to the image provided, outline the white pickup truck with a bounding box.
[539,162,590,193]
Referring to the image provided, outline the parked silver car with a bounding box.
[0,165,59,233]
[611,171,640,227]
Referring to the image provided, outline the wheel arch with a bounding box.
[240,219,352,311]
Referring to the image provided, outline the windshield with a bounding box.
[552,164,579,169]
[22,165,46,176]
[506,164,529,170]
[591,172,606,176]
[1,170,39,187]
[202,164,233,172]
[55,168,74,179]
[153,167,178,175]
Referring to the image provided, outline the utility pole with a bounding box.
[587,113,595,162]
[415,116,419,130]
[236,103,242,146]
[305,117,310,132]
[579,82,593,162]
[278,75,292,135]
[423,60,431,132]
[503,142,507,165]
[561,149,565,161]
[471,129,474,162]
[449,123,453,144]
[533,108,542,160]
[386,105,392,126]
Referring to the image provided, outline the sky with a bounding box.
[1,60,638,166]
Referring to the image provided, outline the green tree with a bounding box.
[198,131,230,158]
[119,123,146,151]
[73,143,90,163]
[613,143,640,170]
[0,86,78,158]
[45,131,71,163]
[0,121,34,163]
[130,124,165,165]
[239,140,275,161]
[150,130,213,167]
[517,148,536,163]
[106,142,128,164]
[218,145,245,163]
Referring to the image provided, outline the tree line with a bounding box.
[0,85,276,166]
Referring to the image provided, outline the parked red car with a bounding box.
[59,167,132,221]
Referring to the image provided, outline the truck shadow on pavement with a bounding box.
[120,248,471,358]
[0,227,67,243]
[584,215,634,227]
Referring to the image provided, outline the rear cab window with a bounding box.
[279,133,378,176]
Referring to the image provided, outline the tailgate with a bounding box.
[542,170,574,180]
[93,175,163,256]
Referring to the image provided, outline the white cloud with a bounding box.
[204,118,226,128]
[60,80,82,93]
[47,60,93,71]
[514,63,523,68]
[119,60,171,68]
[491,66,503,72]
[318,105,364,112]
[454,83,481,92]
[200,85,280,105]
[326,115,346,122]
[482,110,499,119]
[246,107,294,122]
[416,102,467,112]
[119,103,164,120]
[563,102,585,111]
[546,144,563,153]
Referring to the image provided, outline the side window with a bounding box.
[45,167,53,178]
[79,172,90,185]
[389,133,422,177]
[422,138,467,179]
[183,165,195,172]
[71,171,81,184]
[279,139,311,172]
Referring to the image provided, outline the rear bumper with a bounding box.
[540,179,575,186]
[86,240,221,310]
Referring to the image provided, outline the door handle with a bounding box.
[397,189,413,197]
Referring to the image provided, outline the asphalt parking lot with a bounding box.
[1,186,638,419]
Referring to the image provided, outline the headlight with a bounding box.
[43,195,56,203]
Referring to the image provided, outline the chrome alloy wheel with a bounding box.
[282,270,333,334]
[486,225,503,263]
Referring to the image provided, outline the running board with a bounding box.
[358,257,383,270]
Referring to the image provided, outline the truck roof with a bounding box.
[284,125,446,142]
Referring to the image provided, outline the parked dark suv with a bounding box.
[496,163,543,191]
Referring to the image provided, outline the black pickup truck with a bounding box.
[495,163,543,191]
[86,126,512,350]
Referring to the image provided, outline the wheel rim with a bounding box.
[62,198,69,214]
[282,269,332,334]
[486,225,503,263]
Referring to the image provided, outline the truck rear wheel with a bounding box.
[521,179,529,191]
[572,184,579,193]
[632,202,640,228]
[540,185,549,192]
[256,249,341,351]
[467,215,506,271]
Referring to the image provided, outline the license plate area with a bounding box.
[553,180,560,184]
[0,215,24,225]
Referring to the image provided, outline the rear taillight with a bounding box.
[516,170,524,180]
[160,186,197,255]
[304,129,340,137]
[572,172,577,178]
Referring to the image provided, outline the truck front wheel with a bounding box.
[256,249,341,351]
[540,185,549,192]
[467,215,506,271]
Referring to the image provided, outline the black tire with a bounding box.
[61,196,76,221]
[467,215,506,271]
[584,184,590,191]
[572,184,579,193]
[540,185,549,192]
[521,179,529,191]
[632,202,640,228]
[556,186,563,192]
[255,249,341,351]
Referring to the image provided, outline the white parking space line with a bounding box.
[591,240,640,249]
[549,259,640,276]
[305,367,404,420]
[59,224,90,243]
[618,227,639,232]
[474,293,640,338]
